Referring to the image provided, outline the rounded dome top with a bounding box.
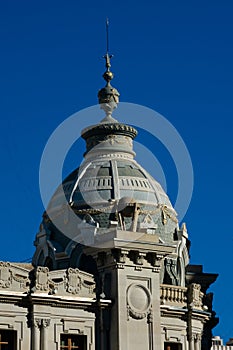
[44,120,178,245]
[47,157,174,214]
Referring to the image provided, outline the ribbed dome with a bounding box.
[47,157,173,214]
[44,119,178,245]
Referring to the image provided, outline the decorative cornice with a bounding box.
[81,123,137,141]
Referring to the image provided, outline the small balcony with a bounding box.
[160,284,187,307]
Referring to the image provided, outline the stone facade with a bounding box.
[0,57,219,349]
[0,262,96,349]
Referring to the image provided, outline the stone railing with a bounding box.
[160,284,187,306]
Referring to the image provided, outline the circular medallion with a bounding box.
[127,283,151,319]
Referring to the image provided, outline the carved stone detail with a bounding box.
[129,251,146,266]
[188,283,203,310]
[160,284,187,305]
[41,319,51,328]
[33,318,42,328]
[35,267,49,291]
[67,268,81,294]
[112,249,128,264]
[0,262,30,291]
[195,334,202,343]
[188,334,195,342]
[147,308,153,324]
[164,258,180,285]
[127,283,152,320]
[147,253,164,272]
[0,262,11,288]
[12,272,29,289]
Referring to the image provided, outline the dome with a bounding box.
[48,156,174,218]
[43,119,178,247]
[33,55,178,270]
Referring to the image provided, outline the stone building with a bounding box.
[0,53,219,350]
[211,336,233,349]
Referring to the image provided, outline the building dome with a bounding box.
[33,54,178,270]
[45,117,177,232]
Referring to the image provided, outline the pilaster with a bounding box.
[41,319,51,350]
[84,229,175,350]
[31,318,41,350]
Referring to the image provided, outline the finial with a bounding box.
[106,18,110,55]
[103,18,113,83]
[98,18,120,119]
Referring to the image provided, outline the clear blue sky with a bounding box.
[0,0,232,342]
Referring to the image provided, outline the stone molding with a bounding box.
[96,248,167,273]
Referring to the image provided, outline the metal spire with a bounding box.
[98,18,120,119]
[106,18,109,55]
[103,18,114,84]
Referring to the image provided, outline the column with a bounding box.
[194,334,202,350]
[41,319,51,350]
[189,334,195,350]
[32,319,41,350]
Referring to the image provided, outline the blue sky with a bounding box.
[0,0,232,342]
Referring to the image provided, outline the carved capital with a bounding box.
[195,334,202,343]
[188,334,195,342]
[32,318,42,328]
[41,319,51,328]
